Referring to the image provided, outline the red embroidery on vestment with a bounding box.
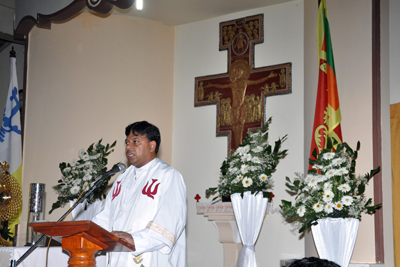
[142,179,160,199]
[112,181,122,201]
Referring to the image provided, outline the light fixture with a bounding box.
[136,0,143,10]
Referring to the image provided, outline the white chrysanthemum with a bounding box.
[297,206,306,217]
[78,148,86,158]
[72,179,81,185]
[63,167,71,173]
[237,175,244,181]
[83,174,92,181]
[325,169,336,178]
[323,190,334,202]
[251,156,261,164]
[70,185,81,195]
[331,158,343,166]
[71,159,78,167]
[82,154,90,161]
[84,161,93,168]
[324,182,333,191]
[335,167,349,176]
[242,178,253,188]
[309,177,318,188]
[242,145,250,154]
[259,174,268,182]
[252,146,263,153]
[241,153,252,162]
[324,202,334,213]
[322,152,335,160]
[338,183,351,193]
[240,164,249,174]
[305,174,313,183]
[342,195,353,206]
[317,175,327,183]
[313,203,323,213]
[334,202,343,210]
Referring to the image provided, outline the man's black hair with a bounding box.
[285,257,340,267]
[125,121,161,155]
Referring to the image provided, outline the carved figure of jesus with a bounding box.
[205,59,277,148]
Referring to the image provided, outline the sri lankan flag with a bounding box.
[309,0,343,163]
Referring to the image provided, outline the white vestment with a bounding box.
[92,158,187,267]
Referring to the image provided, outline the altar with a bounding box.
[0,246,106,267]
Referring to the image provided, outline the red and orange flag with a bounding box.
[309,0,343,163]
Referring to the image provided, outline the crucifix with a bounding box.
[194,14,292,153]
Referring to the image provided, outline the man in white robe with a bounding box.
[92,121,187,267]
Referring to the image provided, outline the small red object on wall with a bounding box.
[195,194,201,202]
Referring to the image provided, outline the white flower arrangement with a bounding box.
[206,117,288,201]
[280,138,381,233]
[49,139,117,214]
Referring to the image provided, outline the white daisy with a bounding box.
[63,167,71,173]
[331,158,343,166]
[82,154,90,161]
[334,202,343,210]
[83,174,92,181]
[70,185,81,195]
[250,166,258,171]
[305,174,313,183]
[242,178,253,188]
[313,203,323,213]
[78,148,86,158]
[240,164,249,174]
[72,179,81,185]
[241,153,252,162]
[323,190,334,202]
[252,146,263,153]
[297,206,306,217]
[259,174,268,182]
[242,145,250,154]
[237,175,244,181]
[335,167,349,176]
[342,195,354,206]
[312,164,323,170]
[325,169,336,178]
[309,177,318,188]
[324,182,333,191]
[322,152,336,160]
[251,156,261,164]
[338,183,351,193]
[317,175,327,183]
[324,202,334,213]
[71,159,78,167]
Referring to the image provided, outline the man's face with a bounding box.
[125,131,156,168]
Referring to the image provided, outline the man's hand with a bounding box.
[111,231,135,246]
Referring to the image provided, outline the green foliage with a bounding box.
[280,137,381,233]
[205,117,287,202]
[49,139,117,214]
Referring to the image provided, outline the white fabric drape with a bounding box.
[311,218,359,267]
[231,191,268,267]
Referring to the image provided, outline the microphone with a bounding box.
[92,163,126,181]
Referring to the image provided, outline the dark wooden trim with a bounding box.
[20,37,28,151]
[372,0,384,263]
[14,0,134,40]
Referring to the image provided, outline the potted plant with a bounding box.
[280,137,381,266]
[49,139,117,219]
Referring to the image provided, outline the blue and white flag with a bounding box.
[0,55,22,236]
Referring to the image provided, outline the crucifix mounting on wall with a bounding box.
[194,14,292,153]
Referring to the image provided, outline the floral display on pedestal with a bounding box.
[280,137,381,266]
[50,139,117,215]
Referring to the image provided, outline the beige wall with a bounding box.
[19,13,175,245]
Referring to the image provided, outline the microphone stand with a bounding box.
[10,172,113,267]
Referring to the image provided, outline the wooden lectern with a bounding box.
[30,221,135,267]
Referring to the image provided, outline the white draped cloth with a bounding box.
[93,158,187,267]
[231,191,268,267]
[311,218,359,267]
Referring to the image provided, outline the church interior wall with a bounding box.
[18,13,175,245]
[173,2,305,266]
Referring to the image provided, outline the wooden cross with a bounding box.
[194,14,292,152]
